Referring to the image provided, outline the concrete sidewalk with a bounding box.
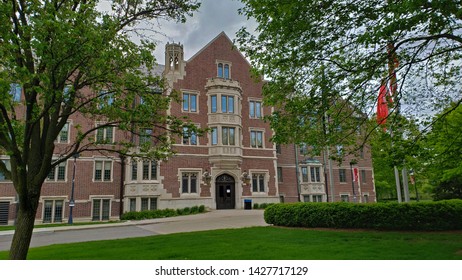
[0,210,268,250]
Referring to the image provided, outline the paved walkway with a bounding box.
[0,210,268,251]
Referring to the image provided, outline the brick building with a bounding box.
[0,32,376,225]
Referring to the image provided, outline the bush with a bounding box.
[121,205,206,220]
[264,200,462,231]
[253,203,259,209]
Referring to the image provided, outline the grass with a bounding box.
[1,227,461,260]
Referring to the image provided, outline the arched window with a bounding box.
[224,64,229,79]
[217,63,223,77]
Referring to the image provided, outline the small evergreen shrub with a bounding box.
[264,200,462,231]
[253,203,259,209]
[198,205,205,212]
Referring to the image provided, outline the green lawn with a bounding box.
[1,227,461,260]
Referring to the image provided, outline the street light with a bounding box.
[68,153,79,224]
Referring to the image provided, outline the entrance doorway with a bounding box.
[215,174,235,209]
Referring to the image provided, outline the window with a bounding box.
[360,146,365,159]
[47,161,66,181]
[182,93,197,112]
[363,193,369,203]
[222,127,235,145]
[301,167,309,182]
[142,160,157,181]
[131,161,137,181]
[211,95,217,113]
[277,167,283,182]
[141,197,157,211]
[43,200,64,223]
[129,198,136,212]
[98,90,114,108]
[139,128,152,145]
[94,160,111,181]
[217,63,223,78]
[252,174,265,192]
[276,144,281,154]
[339,169,346,183]
[250,130,263,148]
[92,199,110,221]
[57,122,70,143]
[182,127,197,145]
[303,195,310,202]
[10,83,21,102]
[182,172,198,194]
[221,95,234,113]
[249,100,262,118]
[340,194,350,202]
[310,167,321,182]
[361,170,366,183]
[96,125,114,144]
[217,63,230,79]
[301,166,321,182]
[224,64,230,79]
[211,127,218,145]
[0,159,11,181]
[312,195,323,202]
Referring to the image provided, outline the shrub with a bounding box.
[121,205,206,220]
[253,203,259,209]
[191,206,199,213]
[264,200,462,231]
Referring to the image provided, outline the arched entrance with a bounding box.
[215,174,235,209]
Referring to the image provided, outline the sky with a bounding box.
[142,0,256,64]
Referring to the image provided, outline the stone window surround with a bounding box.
[177,168,204,197]
[181,89,200,114]
[216,60,232,79]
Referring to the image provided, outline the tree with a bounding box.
[422,103,462,200]
[368,115,424,200]
[236,0,462,155]
[0,0,200,259]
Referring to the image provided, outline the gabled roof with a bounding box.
[186,31,252,67]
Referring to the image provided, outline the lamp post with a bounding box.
[68,153,79,224]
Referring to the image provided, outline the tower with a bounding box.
[164,42,186,85]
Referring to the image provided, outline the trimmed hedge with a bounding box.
[264,200,462,231]
[253,203,275,209]
[121,205,206,221]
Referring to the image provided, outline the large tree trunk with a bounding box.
[9,204,38,260]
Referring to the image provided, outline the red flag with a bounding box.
[353,167,359,182]
[377,83,389,125]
